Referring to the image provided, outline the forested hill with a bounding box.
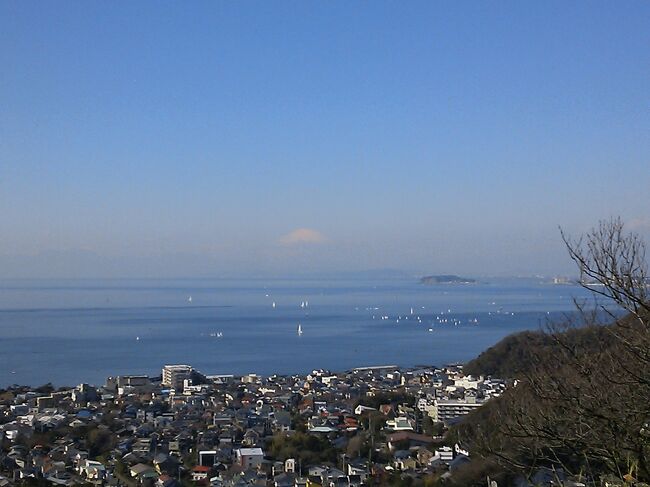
[449,310,650,485]
[463,324,612,379]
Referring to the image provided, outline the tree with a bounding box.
[87,427,115,458]
[422,416,444,437]
[455,218,650,484]
[346,434,365,458]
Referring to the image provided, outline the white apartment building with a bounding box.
[433,398,483,422]
[162,364,193,389]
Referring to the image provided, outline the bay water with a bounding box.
[0,277,595,387]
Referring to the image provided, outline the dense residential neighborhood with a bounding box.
[0,364,506,486]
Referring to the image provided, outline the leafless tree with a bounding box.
[458,218,650,484]
[561,217,648,318]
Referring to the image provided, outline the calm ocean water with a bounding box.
[0,277,595,387]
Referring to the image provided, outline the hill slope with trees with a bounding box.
[449,219,650,486]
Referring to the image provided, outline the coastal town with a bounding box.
[0,364,507,487]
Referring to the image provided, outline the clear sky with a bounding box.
[1,1,649,278]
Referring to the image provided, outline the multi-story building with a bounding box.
[433,398,483,422]
[235,448,264,469]
[162,364,193,390]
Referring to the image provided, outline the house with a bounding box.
[346,463,368,482]
[353,405,375,415]
[272,472,294,487]
[385,417,413,431]
[235,448,264,470]
[434,446,453,464]
[132,438,153,457]
[386,432,433,450]
[191,465,211,482]
[43,472,75,486]
[271,411,292,432]
[41,460,67,480]
[156,474,180,487]
[199,450,218,467]
[78,459,106,481]
[307,466,347,486]
[284,458,296,474]
[153,453,179,476]
[242,429,260,447]
[393,454,417,471]
[130,463,158,479]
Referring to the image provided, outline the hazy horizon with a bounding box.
[2,2,649,279]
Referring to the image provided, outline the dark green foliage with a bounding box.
[463,325,610,379]
[291,412,307,432]
[360,411,387,433]
[115,461,127,476]
[18,478,52,487]
[87,427,116,458]
[266,431,338,465]
[355,391,414,410]
[442,457,513,487]
[26,431,57,449]
[462,330,551,378]
[34,383,55,394]
[421,416,444,437]
[371,472,444,487]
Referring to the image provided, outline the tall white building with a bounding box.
[162,365,193,389]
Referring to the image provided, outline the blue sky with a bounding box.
[1,1,649,277]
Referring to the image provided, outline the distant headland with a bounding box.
[419,274,476,284]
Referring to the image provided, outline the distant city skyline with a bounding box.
[1,2,649,278]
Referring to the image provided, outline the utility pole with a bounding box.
[368,416,374,466]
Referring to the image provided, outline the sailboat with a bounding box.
[297,323,303,336]
[188,296,193,303]
[272,302,276,308]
